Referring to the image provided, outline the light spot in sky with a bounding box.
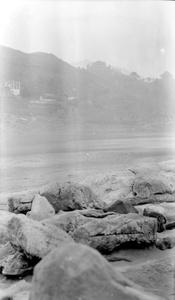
[160,48,165,53]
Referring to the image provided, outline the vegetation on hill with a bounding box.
[0,45,175,133]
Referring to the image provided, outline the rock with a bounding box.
[2,251,33,276]
[130,164,175,203]
[155,229,175,250]
[80,170,135,205]
[39,181,101,212]
[8,214,74,259]
[8,191,37,213]
[0,211,15,244]
[0,297,13,300]
[80,163,175,207]
[0,242,16,270]
[18,203,32,213]
[41,210,93,236]
[143,209,166,232]
[0,279,31,300]
[104,199,138,214]
[72,213,157,253]
[27,195,55,221]
[136,202,175,228]
[79,209,116,218]
[30,243,162,300]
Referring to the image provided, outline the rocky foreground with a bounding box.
[0,161,175,299]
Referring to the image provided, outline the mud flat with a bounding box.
[1,135,175,194]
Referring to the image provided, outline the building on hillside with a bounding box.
[40,93,56,103]
[5,81,20,96]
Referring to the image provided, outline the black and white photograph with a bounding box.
[0,0,175,299]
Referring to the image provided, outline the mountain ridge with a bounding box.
[0,45,175,134]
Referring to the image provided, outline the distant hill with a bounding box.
[0,45,175,134]
[71,59,131,76]
[71,59,92,69]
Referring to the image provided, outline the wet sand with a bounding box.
[1,135,175,194]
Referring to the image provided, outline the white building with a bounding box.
[5,81,20,96]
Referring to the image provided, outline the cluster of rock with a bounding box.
[0,161,175,299]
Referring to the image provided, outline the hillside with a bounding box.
[0,45,175,136]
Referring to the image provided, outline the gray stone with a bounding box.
[8,192,37,213]
[155,229,175,250]
[8,214,74,259]
[80,170,135,205]
[136,202,175,228]
[27,195,55,221]
[72,213,157,253]
[104,199,138,214]
[0,211,15,244]
[30,243,163,300]
[80,163,175,207]
[2,251,33,276]
[79,209,116,218]
[41,210,93,236]
[143,209,166,232]
[18,203,32,213]
[39,181,101,212]
[0,242,16,269]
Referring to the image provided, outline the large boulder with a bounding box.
[41,210,117,236]
[72,213,157,253]
[26,195,55,221]
[80,170,135,205]
[30,243,163,300]
[0,211,16,244]
[39,181,101,212]
[130,163,175,204]
[7,214,74,259]
[80,162,175,206]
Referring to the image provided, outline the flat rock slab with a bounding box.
[41,210,94,236]
[8,214,74,259]
[79,209,116,218]
[72,213,157,253]
[30,243,163,300]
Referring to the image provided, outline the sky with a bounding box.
[0,0,174,78]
